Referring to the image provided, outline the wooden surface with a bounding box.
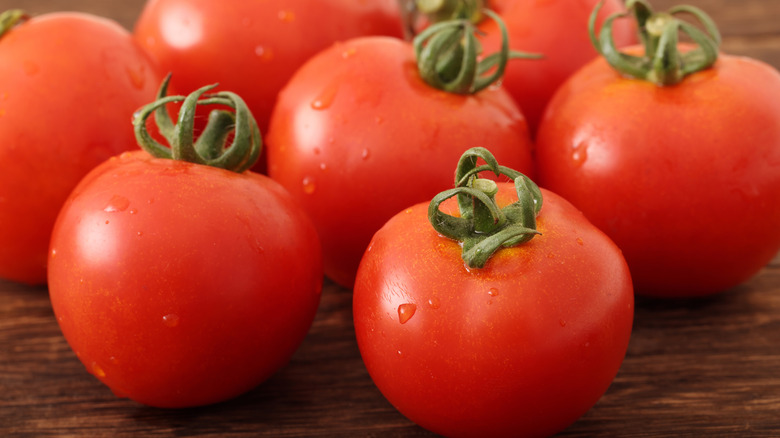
[2,0,780,436]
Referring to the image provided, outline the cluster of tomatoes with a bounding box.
[1,0,779,437]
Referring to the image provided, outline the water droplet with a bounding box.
[361,148,371,160]
[302,176,316,194]
[136,231,143,237]
[398,303,417,324]
[254,45,274,61]
[277,10,295,22]
[311,82,339,110]
[162,314,180,327]
[427,297,440,309]
[104,195,130,213]
[78,278,84,285]
[576,237,584,246]
[109,356,119,365]
[572,141,588,167]
[50,249,57,258]
[125,65,146,90]
[319,162,328,171]
[105,220,110,225]
[128,208,137,215]
[559,319,567,327]
[396,350,403,357]
[341,47,357,58]
[488,287,499,297]
[91,362,106,378]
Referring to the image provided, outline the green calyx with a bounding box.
[589,0,721,85]
[0,9,28,38]
[428,147,543,268]
[133,75,262,173]
[414,9,541,94]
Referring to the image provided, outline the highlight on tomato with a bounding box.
[47,78,323,408]
[0,9,165,285]
[266,11,536,288]
[410,0,638,135]
[353,147,634,438]
[535,0,780,297]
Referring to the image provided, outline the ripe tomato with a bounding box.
[0,11,164,285]
[133,0,402,138]
[535,2,780,296]
[266,32,535,288]
[475,0,637,135]
[353,149,633,437]
[47,86,323,408]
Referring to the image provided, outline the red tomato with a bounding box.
[476,0,637,135]
[48,150,322,408]
[535,49,780,295]
[133,0,403,139]
[266,36,535,288]
[354,175,633,437]
[0,11,164,285]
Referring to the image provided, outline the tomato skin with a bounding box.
[353,184,633,438]
[535,52,780,296]
[47,151,322,408]
[478,0,637,136]
[0,13,164,285]
[133,0,402,138]
[267,36,535,288]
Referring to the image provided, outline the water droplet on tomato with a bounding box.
[50,249,57,258]
[91,362,106,378]
[397,350,403,357]
[559,319,567,327]
[361,148,371,160]
[319,162,328,171]
[576,237,584,246]
[311,82,339,110]
[302,176,316,194]
[162,314,180,328]
[572,141,588,167]
[427,297,440,309]
[136,231,143,237]
[488,287,499,297]
[278,10,295,22]
[398,303,417,324]
[125,65,146,90]
[104,195,130,213]
[254,45,274,62]
[341,47,357,58]
[109,356,119,365]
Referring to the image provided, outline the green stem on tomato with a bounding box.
[589,0,720,85]
[0,9,28,38]
[429,147,542,268]
[132,75,262,173]
[416,0,485,24]
[414,9,540,94]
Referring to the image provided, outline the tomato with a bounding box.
[266,26,535,287]
[353,148,633,438]
[0,11,164,285]
[475,0,637,135]
[535,2,780,296]
[133,0,403,141]
[47,85,322,408]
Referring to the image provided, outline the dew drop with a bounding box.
[50,249,57,258]
[319,162,328,171]
[559,319,567,327]
[302,176,316,194]
[136,231,143,237]
[109,356,119,365]
[398,303,417,324]
[397,350,403,357]
[128,208,137,215]
[105,220,110,225]
[91,362,106,378]
[341,47,357,58]
[162,314,180,328]
[310,82,339,110]
[254,45,274,61]
[427,297,440,309]
[125,65,146,90]
[488,287,499,297]
[571,141,588,167]
[576,237,584,246]
[103,195,130,213]
[361,148,371,160]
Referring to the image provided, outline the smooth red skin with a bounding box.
[478,0,637,136]
[354,185,633,438]
[535,52,780,297]
[47,151,323,408]
[266,36,535,288]
[133,0,402,140]
[0,13,164,285]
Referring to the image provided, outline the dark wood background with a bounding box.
[2,0,780,436]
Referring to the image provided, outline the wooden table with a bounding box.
[2,1,780,436]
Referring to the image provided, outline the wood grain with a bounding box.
[2,0,780,436]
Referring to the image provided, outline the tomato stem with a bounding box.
[589,0,720,86]
[413,9,540,94]
[0,9,28,38]
[428,147,542,268]
[132,75,262,173]
[416,0,485,24]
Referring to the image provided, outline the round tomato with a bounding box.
[473,0,637,135]
[267,28,535,288]
[47,86,322,408]
[353,148,633,438]
[133,0,402,139]
[535,2,780,296]
[0,10,164,285]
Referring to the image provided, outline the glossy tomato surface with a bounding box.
[133,0,402,138]
[478,0,637,135]
[535,52,780,296]
[48,151,323,408]
[0,12,164,285]
[267,36,535,288]
[353,184,634,438]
